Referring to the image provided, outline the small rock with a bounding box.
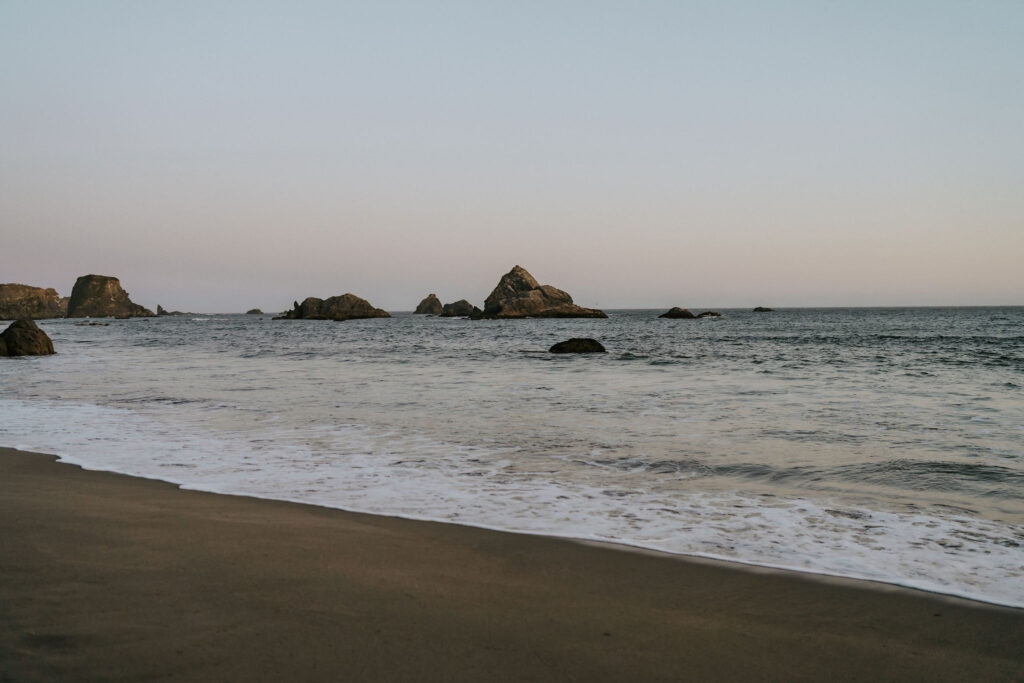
[549,338,606,354]
[659,307,696,319]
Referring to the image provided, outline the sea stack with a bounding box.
[0,284,68,320]
[476,266,606,319]
[246,309,263,315]
[0,319,56,356]
[66,275,154,318]
[414,294,443,315]
[275,294,390,321]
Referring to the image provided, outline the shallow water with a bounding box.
[2,308,1022,606]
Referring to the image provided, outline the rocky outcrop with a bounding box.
[439,299,478,317]
[246,309,263,315]
[275,294,390,321]
[549,338,606,354]
[0,319,55,356]
[66,275,154,318]
[157,305,187,316]
[414,294,443,315]
[477,266,606,319]
[0,284,68,320]
[697,311,722,318]
[659,307,696,319]
[753,306,775,312]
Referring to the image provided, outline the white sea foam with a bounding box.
[3,398,1022,608]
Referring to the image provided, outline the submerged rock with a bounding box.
[549,338,606,354]
[0,284,67,320]
[697,311,722,318]
[478,266,606,319]
[66,275,154,318]
[753,306,775,312]
[275,294,390,321]
[659,307,696,319]
[0,319,55,356]
[414,294,443,315]
[440,299,477,317]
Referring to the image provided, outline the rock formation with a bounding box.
[274,294,390,321]
[697,311,722,318]
[753,306,775,312]
[66,275,154,318]
[414,294,443,315]
[157,305,187,316]
[0,284,68,320]
[476,266,606,319]
[0,319,55,356]
[439,299,478,317]
[549,338,606,354]
[246,309,263,315]
[659,307,696,319]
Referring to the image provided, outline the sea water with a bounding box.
[2,308,1022,607]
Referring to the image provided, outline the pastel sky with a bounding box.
[2,1,1022,312]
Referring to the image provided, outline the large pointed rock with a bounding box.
[0,319,55,356]
[478,266,606,319]
[414,294,443,314]
[0,284,67,320]
[66,275,154,318]
[275,294,390,321]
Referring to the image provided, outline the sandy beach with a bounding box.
[1,447,1021,682]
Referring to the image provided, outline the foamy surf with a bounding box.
[3,397,1021,609]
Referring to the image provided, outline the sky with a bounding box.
[1,1,1022,312]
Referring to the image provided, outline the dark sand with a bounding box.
[2,448,1022,682]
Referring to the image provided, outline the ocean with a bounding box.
[2,307,1022,607]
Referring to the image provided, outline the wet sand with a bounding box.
[1,447,1022,681]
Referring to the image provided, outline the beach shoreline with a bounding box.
[2,446,1022,681]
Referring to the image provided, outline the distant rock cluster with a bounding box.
[275,294,391,321]
[414,294,480,317]
[2,264,775,333]
[1,275,155,321]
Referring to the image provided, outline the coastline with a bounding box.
[2,447,1022,681]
